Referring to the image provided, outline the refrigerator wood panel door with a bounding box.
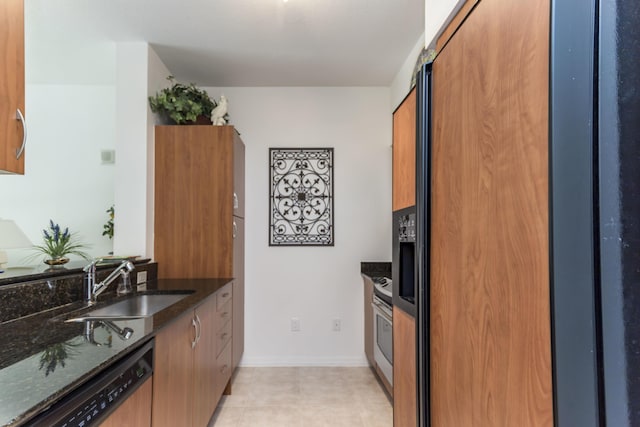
[429,0,552,425]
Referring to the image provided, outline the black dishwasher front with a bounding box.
[26,339,153,427]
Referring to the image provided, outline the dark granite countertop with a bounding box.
[0,277,232,427]
[360,261,391,279]
[0,258,151,288]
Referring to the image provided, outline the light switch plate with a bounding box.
[136,271,147,284]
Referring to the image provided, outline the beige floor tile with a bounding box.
[210,367,392,427]
[238,406,303,427]
[209,405,244,427]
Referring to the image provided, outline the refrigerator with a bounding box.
[415,0,640,425]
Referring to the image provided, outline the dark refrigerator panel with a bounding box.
[416,63,431,427]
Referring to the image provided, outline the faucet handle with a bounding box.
[83,258,104,273]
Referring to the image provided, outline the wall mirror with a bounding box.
[0,1,116,272]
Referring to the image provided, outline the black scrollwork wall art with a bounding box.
[269,148,334,246]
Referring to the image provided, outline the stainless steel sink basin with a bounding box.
[65,293,191,322]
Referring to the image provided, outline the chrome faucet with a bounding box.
[83,259,135,304]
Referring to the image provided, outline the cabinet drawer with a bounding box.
[217,283,232,310]
[216,299,232,329]
[217,340,233,389]
[216,316,232,356]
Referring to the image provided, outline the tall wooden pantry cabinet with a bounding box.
[154,125,245,371]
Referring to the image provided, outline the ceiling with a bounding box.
[25,0,424,87]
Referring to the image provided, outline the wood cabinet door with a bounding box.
[152,311,195,427]
[393,307,416,427]
[155,126,234,278]
[0,0,25,175]
[232,217,244,370]
[430,0,552,425]
[392,88,416,211]
[233,134,245,218]
[193,295,218,427]
[100,378,153,427]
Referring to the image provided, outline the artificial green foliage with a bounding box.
[148,76,216,124]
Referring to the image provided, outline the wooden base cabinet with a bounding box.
[152,290,231,427]
[393,307,416,427]
[100,378,153,427]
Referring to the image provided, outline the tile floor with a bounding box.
[208,367,393,427]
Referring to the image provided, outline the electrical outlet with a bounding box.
[332,318,341,332]
[136,271,147,284]
[291,317,300,332]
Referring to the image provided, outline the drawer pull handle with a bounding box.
[233,193,239,209]
[15,109,27,160]
[222,292,230,298]
[191,318,198,349]
[221,364,228,374]
[221,312,229,318]
[232,221,237,239]
[195,314,202,344]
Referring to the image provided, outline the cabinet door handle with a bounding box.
[195,314,202,344]
[233,192,239,210]
[15,109,27,160]
[222,292,230,298]
[191,317,198,349]
[233,221,237,239]
[221,364,228,374]
[221,312,229,318]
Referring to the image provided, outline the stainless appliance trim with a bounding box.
[372,295,393,386]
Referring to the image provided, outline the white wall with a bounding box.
[390,32,426,111]
[204,87,392,366]
[146,48,172,257]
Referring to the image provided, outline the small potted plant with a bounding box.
[149,76,216,125]
[33,220,90,265]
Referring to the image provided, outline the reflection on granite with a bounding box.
[0,276,230,426]
[0,317,153,426]
[360,261,391,278]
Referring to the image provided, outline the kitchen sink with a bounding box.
[65,293,192,322]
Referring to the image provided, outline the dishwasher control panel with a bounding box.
[27,339,153,427]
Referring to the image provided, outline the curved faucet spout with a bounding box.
[84,259,135,304]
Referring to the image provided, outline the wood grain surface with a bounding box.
[151,311,194,427]
[100,378,153,427]
[154,126,235,279]
[430,0,553,425]
[393,88,417,211]
[393,307,417,427]
[0,0,25,174]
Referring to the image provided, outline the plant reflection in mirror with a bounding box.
[31,220,90,263]
[103,206,114,240]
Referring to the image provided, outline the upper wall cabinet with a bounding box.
[0,0,25,175]
[393,88,416,211]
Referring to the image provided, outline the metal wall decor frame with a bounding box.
[269,148,334,246]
